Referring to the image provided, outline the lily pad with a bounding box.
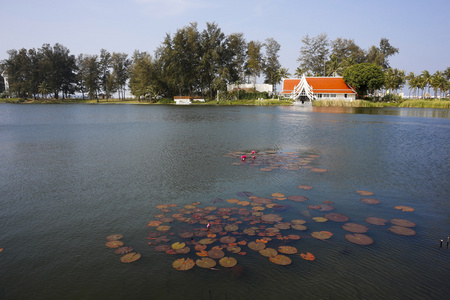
[356,190,374,196]
[156,225,171,232]
[345,233,374,245]
[274,222,290,229]
[287,234,301,240]
[106,240,124,248]
[287,195,309,202]
[394,205,415,212]
[120,252,141,263]
[291,219,306,225]
[312,217,328,223]
[106,234,123,241]
[178,232,194,239]
[360,198,381,204]
[154,245,170,252]
[114,246,133,254]
[300,252,315,261]
[172,258,195,271]
[208,249,225,259]
[259,248,278,257]
[311,168,327,173]
[342,223,369,233]
[227,246,241,253]
[261,214,283,222]
[297,185,313,190]
[291,224,307,231]
[269,254,292,265]
[219,257,237,268]
[224,224,239,231]
[365,217,388,225]
[171,242,186,250]
[318,205,335,211]
[248,241,266,251]
[278,246,298,254]
[196,257,216,268]
[220,236,236,244]
[175,246,190,254]
[388,225,416,236]
[324,213,349,222]
[390,219,416,227]
[253,197,272,204]
[199,238,215,245]
[311,231,333,240]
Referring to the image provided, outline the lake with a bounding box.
[0,104,449,300]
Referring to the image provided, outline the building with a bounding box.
[281,75,356,103]
[227,83,273,95]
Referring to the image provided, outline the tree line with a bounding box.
[1,24,449,100]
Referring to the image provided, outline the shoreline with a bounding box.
[1,98,449,109]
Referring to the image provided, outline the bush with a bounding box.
[382,94,403,103]
[156,98,175,104]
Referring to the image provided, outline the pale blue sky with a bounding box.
[1,0,449,77]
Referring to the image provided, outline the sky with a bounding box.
[1,0,449,79]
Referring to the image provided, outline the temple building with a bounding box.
[281,75,356,103]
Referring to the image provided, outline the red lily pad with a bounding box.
[311,231,333,240]
[287,195,309,202]
[318,205,334,211]
[297,185,313,190]
[390,219,416,227]
[394,205,415,212]
[342,223,369,233]
[388,225,416,236]
[106,234,123,241]
[248,241,266,251]
[360,198,381,204]
[365,217,388,225]
[261,214,283,222]
[324,213,349,222]
[269,254,292,265]
[106,240,123,248]
[259,248,278,257]
[345,233,374,245]
[208,249,225,259]
[356,190,374,196]
[114,246,133,254]
[278,246,298,254]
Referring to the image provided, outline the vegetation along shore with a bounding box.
[1,22,449,106]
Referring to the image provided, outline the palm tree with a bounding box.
[294,67,303,78]
[431,71,447,99]
[38,82,50,99]
[326,54,341,76]
[406,72,415,98]
[421,70,431,97]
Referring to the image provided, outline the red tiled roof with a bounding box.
[281,77,355,94]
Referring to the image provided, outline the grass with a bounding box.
[2,97,449,108]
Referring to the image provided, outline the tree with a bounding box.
[384,68,405,94]
[263,37,281,91]
[246,40,263,85]
[129,50,160,100]
[83,55,101,100]
[198,22,227,99]
[330,37,365,75]
[366,38,399,70]
[226,33,247,86]
[111,52,131,100]
[99,49,114,99]
[406,72,417,98]
[298,33,329,76]
[3,48,32,98]
[430,71,446,98]
[343,63,384,97]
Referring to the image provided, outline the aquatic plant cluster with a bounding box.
[105,150,416,271]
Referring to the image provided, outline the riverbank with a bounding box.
[1,97,449,108]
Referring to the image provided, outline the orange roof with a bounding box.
[281,77,355,94]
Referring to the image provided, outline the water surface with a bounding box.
[0,104,448,299]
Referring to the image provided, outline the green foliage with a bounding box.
[399,99,450,108]
[343,63,384,96]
